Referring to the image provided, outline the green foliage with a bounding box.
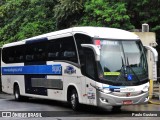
[125,0,160,39]
[0,0,160,46]
[79,0,134,30]
[0,0,57,46]
[54,0,84,29]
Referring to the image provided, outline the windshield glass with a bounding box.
[97,39,148,85]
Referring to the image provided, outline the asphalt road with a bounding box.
[0,93,160,120]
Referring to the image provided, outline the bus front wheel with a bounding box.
[70,89,79,111]
[14,85,22,101]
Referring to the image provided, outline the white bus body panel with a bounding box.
[1,62,25,94]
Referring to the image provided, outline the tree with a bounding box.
[125,0,160,40]
[0,0,58,45]
[79,0,134,30]
[0,0,160,46]
[54,0,84,29]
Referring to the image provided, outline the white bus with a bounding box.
[0,27,157,110]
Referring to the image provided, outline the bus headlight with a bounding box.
[100,97,108,103]
[90,83,111,94]
[103,89,112,94]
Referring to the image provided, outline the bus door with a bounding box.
[83,48,97,105]
[24,41,48,96]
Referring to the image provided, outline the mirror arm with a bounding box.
[81,44,100,61]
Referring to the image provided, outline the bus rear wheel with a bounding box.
[70,89,79,111]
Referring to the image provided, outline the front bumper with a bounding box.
[97,90,149,108]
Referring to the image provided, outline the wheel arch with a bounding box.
[67,84,80,103]
[13,82,20,94]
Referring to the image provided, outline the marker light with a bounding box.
[94,40,101,49]
[94,40,101,46]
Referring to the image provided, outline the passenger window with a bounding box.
[47,40,61,60]
[47,36,78,63]
[2,47,13,63]
[74,34,93,74]
[25,42,46,62]
[60,36,78,63]
[14,45,25,62]
[2,45,25,63]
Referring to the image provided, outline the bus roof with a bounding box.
[72,27,139,39]
[2,27,139,48]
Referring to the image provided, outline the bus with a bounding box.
[1,27,157,110]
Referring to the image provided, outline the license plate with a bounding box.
[123,100,133,105]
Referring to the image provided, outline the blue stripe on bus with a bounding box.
[103,86,125,89]
[103,86,125,92]
[2,64,62,75]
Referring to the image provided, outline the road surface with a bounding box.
[0,93,160,120]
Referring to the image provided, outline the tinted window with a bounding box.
[2,45,25,63]
[85,48,96,79]
[25,42,46,62]
[74,34,92,74]
[74,34,92,64]
[47,39,61,61]
[47,36,78,63]
[2,36,78,64]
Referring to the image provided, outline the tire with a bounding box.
[14,85,22,101]
[70,89,79,111]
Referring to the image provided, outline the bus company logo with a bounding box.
[64,66,76,74]
[52,65,62,74]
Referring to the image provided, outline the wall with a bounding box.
[134,32,158,81]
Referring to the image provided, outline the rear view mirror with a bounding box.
[81,44,100,61]
[144,45,158,81]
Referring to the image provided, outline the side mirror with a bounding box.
[81,44,100,61]
[144,46,158,62]
[144,45,158,81]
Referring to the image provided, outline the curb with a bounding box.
[149,100,160,105]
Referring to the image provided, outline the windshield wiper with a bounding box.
[115,57,126,81]
[116,57,141,82]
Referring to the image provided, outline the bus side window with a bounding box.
[14,45,25,63]
[47,36,78,63]
[84,48,96,79]
[74,33,93,75]
[2,47,14,63]
[34,42,46,61]
[60,36,78,63]
[2,45,25,63]
[26,55,34,61]
[25,42,46,62]
[25,44,34,62]
[47,40,61,61]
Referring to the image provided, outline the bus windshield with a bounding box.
[97,39,148,85]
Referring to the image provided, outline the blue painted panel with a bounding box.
[103,86,125,92]
[103,86,125,89]
[2,64,62,75]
